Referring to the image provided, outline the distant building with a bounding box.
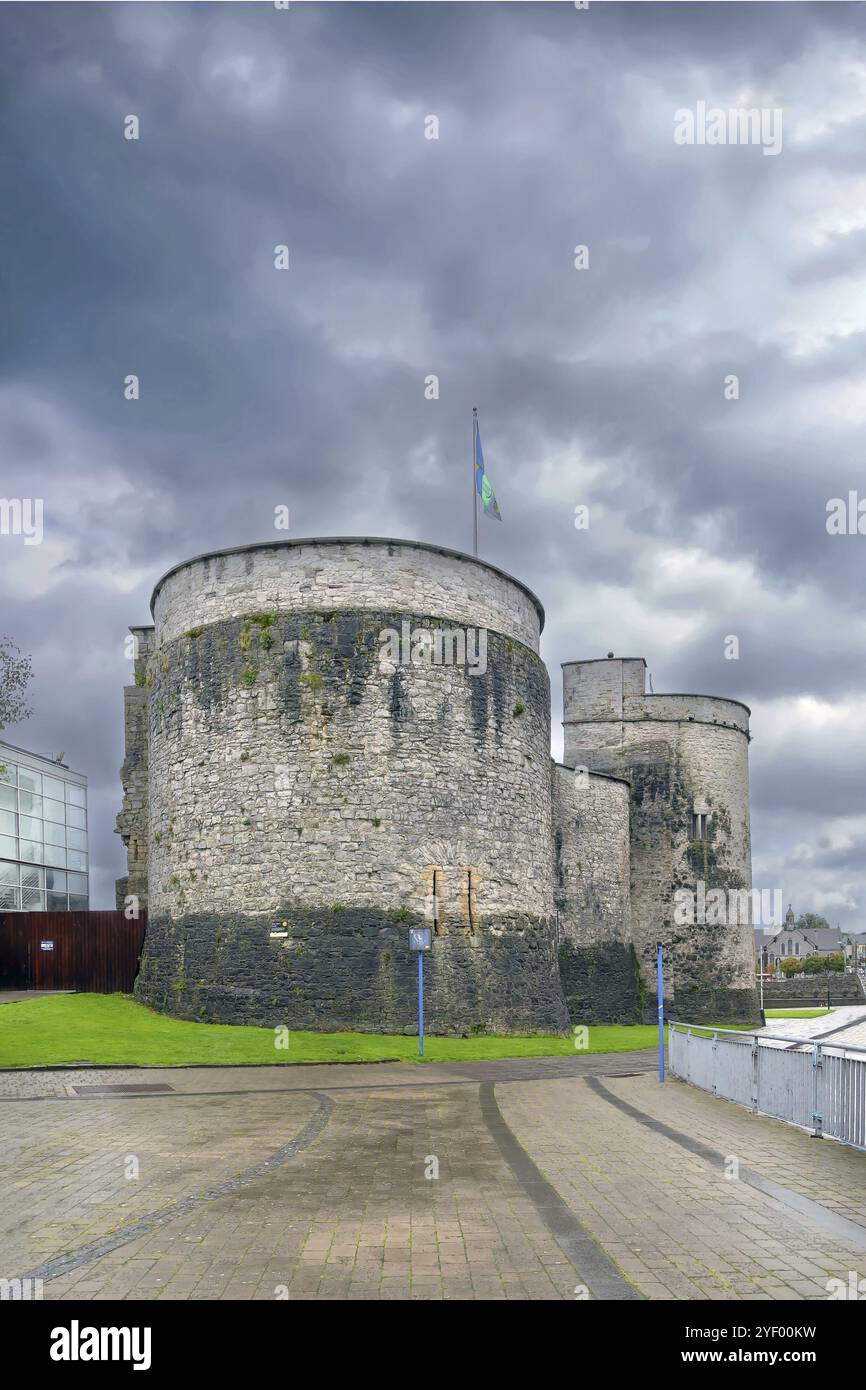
[0,740,88,911]
[754,926,781,969]
[756,908,866,975]
[757,905,845,968]
[844,931,866,970]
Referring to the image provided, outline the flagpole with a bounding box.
[472,406,479,557]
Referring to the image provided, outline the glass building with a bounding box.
[0,741,88,911]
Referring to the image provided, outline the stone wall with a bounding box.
[138,907,566,1035]
[762,975,865,1005]
[151,539,544,651]
[144,610,553,922]
[115,625,154,910]
[551,764,640,1023]
[562,657,760,1024]
[134,540,567,1034]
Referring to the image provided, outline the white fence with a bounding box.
[668,1023,866,1153]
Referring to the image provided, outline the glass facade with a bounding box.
[0,754,88,911]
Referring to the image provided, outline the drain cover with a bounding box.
[72,1083,175,1095]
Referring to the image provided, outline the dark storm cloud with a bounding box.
[0,2,864,922]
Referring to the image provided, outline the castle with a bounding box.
[117,538,760,1032]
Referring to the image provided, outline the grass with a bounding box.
[764,1008,832,1019]
[684,1023,758,1039]
[0,993,661,1068]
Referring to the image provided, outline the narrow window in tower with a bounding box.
[467,869,475,934]
[690,811,709,840]
[432,869,439,934]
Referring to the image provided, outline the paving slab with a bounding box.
[2,1053,863,1301]
[758,1004,866,1052]
[497,1071,866,1300]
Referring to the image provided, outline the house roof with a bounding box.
[801,928,844,951]
[754,929,780,948]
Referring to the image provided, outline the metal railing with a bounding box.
[668,1022,866,1153]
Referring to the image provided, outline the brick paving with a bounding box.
[0,990,73,1006]
[758,1004,866,1051]
[498,1072,866,1301]
[24,1085,578,1302]
[601,1071,866,1232]
[2,1054,865,1300]
[1,1090,325,1273]
[0,1049,655,1101]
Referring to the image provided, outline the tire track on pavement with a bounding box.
[479,1081,643,1301]
[14,1091,334,1287]
[587,1077,866,1251]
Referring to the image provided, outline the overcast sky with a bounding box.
[1,1,865,923]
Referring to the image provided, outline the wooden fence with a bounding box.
[0,911,146,993]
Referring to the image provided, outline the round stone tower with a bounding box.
[562,656,760,1024]
[134,538,567,1034]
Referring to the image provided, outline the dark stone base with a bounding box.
[659,986,763,1027]
[558,941,643,1025]
[134,906,570,1036]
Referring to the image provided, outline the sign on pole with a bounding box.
[408,927,432,1057]
[657,941,665,1083]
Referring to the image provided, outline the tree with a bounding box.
[0,637,33,734]
[796,912,831,934]
[803,952,844,975]
[779,957,803,976]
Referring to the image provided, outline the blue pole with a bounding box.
[657,942,665,1083]
[418,952,424,1057]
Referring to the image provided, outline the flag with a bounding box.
[474,421,502,521]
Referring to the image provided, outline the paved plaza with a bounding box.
[2,1047,865,1301]
[758,1004,866,1052]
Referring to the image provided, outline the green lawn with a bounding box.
[685,1023,758,1038]
[764,1008,832,1019]
[0,993,660,1068]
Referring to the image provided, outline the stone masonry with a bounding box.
[552,764,640,1024]
[117,539,760,1032]
[114,626,154,912]
[563,657,759,1023]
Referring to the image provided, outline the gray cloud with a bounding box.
[0,2,864,926]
